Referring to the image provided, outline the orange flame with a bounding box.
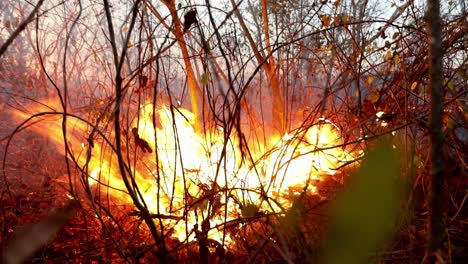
[9,99,361,243]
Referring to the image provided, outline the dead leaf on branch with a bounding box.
[183,9,198,33]
[320,15,332,27]
[132,127,153,153]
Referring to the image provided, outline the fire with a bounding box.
[9,99,361,244]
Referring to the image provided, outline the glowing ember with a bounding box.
[9,99,361,243]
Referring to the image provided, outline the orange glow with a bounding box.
[9,99,361,244]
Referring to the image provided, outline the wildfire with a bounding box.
[9,99,361,244]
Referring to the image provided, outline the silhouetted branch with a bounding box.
[0,0,45,58]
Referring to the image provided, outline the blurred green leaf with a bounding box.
[422,84,429,95]
[447,81,454,90]
[324,143,403,264]
[447,115,456,129]
[279,198,304,233]
[201,72,210,84]
[456,70,466,80]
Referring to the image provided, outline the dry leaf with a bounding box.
[393,54,400,64]
[321,15,332,27]
[385,50,392,60]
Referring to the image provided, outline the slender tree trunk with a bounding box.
[231,0,285,135]
[161,1,204,132]
[102,1,173,261]
[266,65,284,133]
[260,0,285,134]
[209,53,260,126]
[426,0,445,261]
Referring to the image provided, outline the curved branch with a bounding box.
[0,0,45,58]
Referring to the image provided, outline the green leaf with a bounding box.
[201,72,210,84]
[392,32,400,39]
[324,143,403,264]
[447,81,454,90]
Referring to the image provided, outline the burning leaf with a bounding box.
[324,143,403,264]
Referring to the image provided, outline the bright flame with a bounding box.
[9,99,361,244]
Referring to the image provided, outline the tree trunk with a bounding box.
[260,0,285,134]
[231,0,285,135]
[426,0,445,261]
[161,1,204,132]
